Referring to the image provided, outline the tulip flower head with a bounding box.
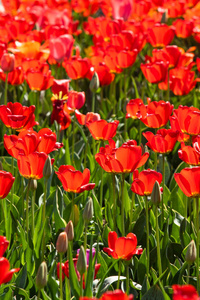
[172,285,199,300]
[0,171,15,199]
[0,102,38,131]
[174,167,200,197]
[0,236,9,257]
[143,129,178,154]
[131,169,162,196]
[55,165,95,193]
[95,139,149,173]
[103,231,143,260]
[0,257,20,285]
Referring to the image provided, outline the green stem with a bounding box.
[196,197,199,293]
[162,154,165,226]
[155,206,162,279]
[117,260,122,289]
[71,193,75,224]
[4,72,8,105]
[187,263,190,284]
[138,120,141,146]
[37,289,41,300]
[100,167,103,208]
[65,277,70,300]
[84,222,88,252]
[121,173,125,236]
[129,192,135,232]
[145,196,149,278]
[31,187,36,238]
[154,152,158,172]
[112,174,116,231]
[26,179,31,239]
[41,179,47,260]
[72,114,76,165]
[60,253,63,300]
[80,274,83,297]
[126,264,129,294]
[92,92,95,112]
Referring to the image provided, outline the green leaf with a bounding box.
[142,285,165,300]
[137,249,147,285]
[68,242,80,300]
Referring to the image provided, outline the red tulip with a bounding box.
[17,152,48,180]
[143,129,178,154]
[170,106,200,137]
[1,52,15,73]
[141,61,168,84]
[51,99,71,131]
[80,290,133,300]
[0,236,9,257]
[55,165,95,193]
[174,167,200,197]
[178,143,200,166]
[101,290,134,300]
[4,128,63,159]
[0,171,15,199]
[75,110,101,126]
[0,257,20,285]
[51,79,70,97]
[138,100,174,129]
[173,19,194,38]
[26,69,54,91]
[147,23,175,47]
[57,254,100,288]
[63,56,92,80]
[169,67,200,96]
[0,102,38,131]
[126,98,145,120]
[131,169,162,196]
[95,139,149,173]
[67,91,85,110]
[87,119,119,141]
[49,34,74,63]
[172,285,199,300]
[103,231,143,260]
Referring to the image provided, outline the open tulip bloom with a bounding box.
[56,165,95,193]
[103,231,143,260]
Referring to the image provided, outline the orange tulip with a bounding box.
[174,167,200,197]
[138,100,174,129]
[0,236,9,257]
[95,139,149,173]
[87,119,119,141]
[131,169,162,196]
[103,231,143,260]
[55,165,95,193]
[147,23,175,48]
[17,152,48,180]
[143,129,178,154]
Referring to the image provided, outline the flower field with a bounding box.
[1,0,200,299]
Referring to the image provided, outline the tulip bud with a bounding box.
[30,179,37,191]
[76,246,86,276]
[36,261,48,290]
[83,198,93,223]
[1,52,15,73]
[151,181,161,206]
[0,161,3,171]
[89,72,99,92]
[43,156,52,179]
[185,240,196,264]
[56,232,68,254]
[65,220,74,241]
